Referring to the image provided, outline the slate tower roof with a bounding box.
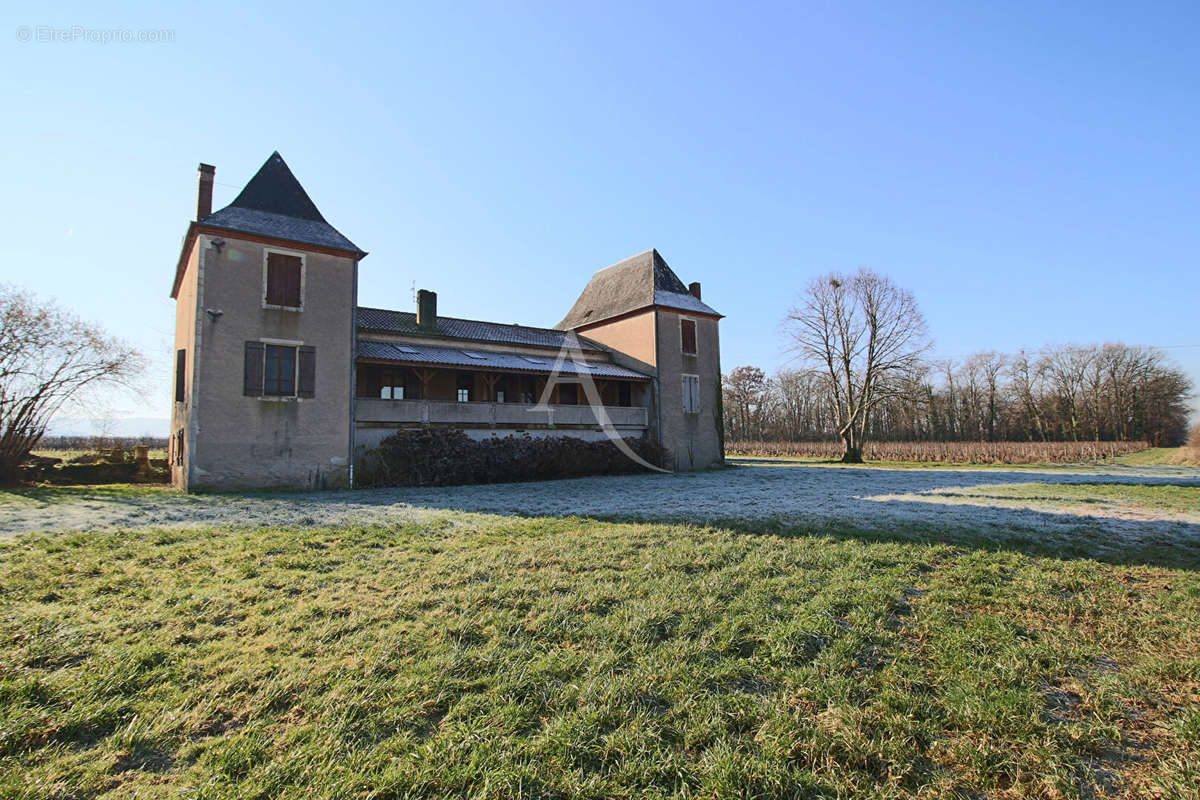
[199,152,365,256]
[556,249,720,330]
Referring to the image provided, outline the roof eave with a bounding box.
[196,222,367,259]
[563,303,724,332]
[170,223,367,300]
[169,222,199,299]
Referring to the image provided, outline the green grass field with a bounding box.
[2,494,1199,798]
[925,481,1200,518]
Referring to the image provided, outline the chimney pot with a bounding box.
[417,289,438,330]
[196,163,215,221]
[688,281,702,300]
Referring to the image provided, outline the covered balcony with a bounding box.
[354,361,651,436]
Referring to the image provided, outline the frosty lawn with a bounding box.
[1,463,1198,798]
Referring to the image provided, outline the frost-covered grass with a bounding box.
[2,464,1199,798]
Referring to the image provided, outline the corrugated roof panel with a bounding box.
[357,306,606,352]
[357,340,649,380]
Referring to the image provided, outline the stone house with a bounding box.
[169,153,723,490]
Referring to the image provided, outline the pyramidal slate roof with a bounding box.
[199,152,365,256]
[556,249,720,330]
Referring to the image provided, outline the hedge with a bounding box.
[357,429,667,487]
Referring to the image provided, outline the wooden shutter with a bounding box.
[266,253,302,307]
[298,346,316,398]
[244,341,265,396]
[681,319,697,355]
[175,349,186,403]
[682,375,699,413]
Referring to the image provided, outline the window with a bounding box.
[244,341,315,398]
[264,345,296,396]
[358,365,418,399]
[682,374,700,414]
[379,366,406,399]
[456,373,473,402]
[174,349,186,403]
[680,318,698,356]
[264,251,303,308]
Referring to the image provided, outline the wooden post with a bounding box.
[479,373,500,401]
[414,368,436,400]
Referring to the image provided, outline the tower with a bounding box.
[169,153,366,490]
[557,249,724,470]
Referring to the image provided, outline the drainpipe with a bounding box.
[349,261,358,488]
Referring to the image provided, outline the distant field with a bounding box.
[726,440,1151,464]
[1119,447,1200,468]
[30,449,168,462]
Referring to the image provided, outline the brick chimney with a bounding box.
[417,289,438,330]
[688,281,702,300]
[196,163,215,221]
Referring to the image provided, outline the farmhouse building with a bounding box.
[169,153,723,490]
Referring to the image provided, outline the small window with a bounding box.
[265,252,302,308]
[379,366,406,400]
[264,345,297,396]
[456,373,473,402]
[682,374,700,413]
[680,319,698,355]
[174,349,186,403]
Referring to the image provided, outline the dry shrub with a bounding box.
[727,440,1150,464]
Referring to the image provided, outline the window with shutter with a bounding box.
[682,374,700,413]
[264,252,303,308]
[264,345,297,396]
[680,319,697,355]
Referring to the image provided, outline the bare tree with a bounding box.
[784,269,930,462]
[0,285,144,483]
[722,366,768,442]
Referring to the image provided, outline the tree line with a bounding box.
[724,342,1192,448]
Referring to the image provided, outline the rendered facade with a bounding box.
[169,153,723,489]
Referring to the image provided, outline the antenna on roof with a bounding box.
[410,280,416,304]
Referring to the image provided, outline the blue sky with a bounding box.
[2,0,1197,430]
